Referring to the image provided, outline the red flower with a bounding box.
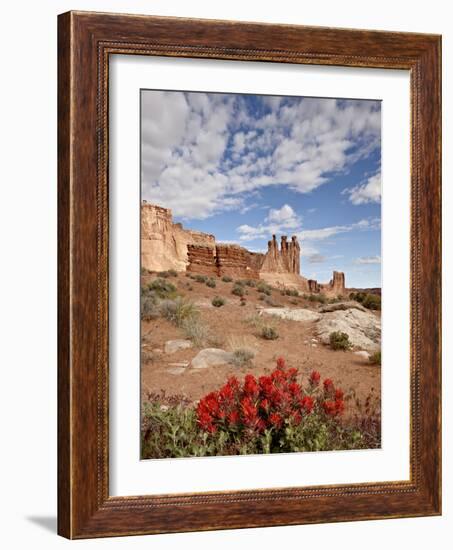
[276,356,286,369]
[334,399,345,415]
[288,381,302,397]
[300,395,314,413]
[309,370,321,386]
[323,378,335,394]
[269,412,283,428]
[291,411,302,426]
[322,400,337,416]
[243,374,259,398]
[227,410,239,425]
[260,398,270,412]
[335,388,344,400]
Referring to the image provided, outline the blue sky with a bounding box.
[141,91,381,288]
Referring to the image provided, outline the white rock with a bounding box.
[191,348,234,369]
[167,367,186,375]
[164,339,193,354]
[262,308,321,322]
[168,361,190,367]
[316,308,381,352]
[311,343,317,348]
[320,301,366,313]
[354,350,371,360]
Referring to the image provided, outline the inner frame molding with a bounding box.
[58,11,441,539]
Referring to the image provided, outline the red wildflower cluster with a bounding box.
[196,359,345,435]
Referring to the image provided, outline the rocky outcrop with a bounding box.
[316,308,381,352]
[141,202,346,297]
[141,202,215,272]
[261,235,300,274]
[190,348,234,369]
[187,245,217,276]
[216,245,260,279]
[261,308,321,322]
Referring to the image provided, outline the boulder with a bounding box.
[190,348,234,369]
[261,308,321,322]
[320,301,366,313]
[316,308,381,352]
[354,350,371,360]
[164,339,193,354]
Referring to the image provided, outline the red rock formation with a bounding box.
[186,245,216,276]
[260,234,300,274]
[215,245,260,279]
[141,202,345,296]
[141,202,214,272]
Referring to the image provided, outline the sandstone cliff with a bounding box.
[141,203,215,272]
[141,202,345,296]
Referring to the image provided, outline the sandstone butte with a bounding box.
[141,202,346,296]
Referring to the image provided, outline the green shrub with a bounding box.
[369,351,381,365]
[257,282,272,296]
[231,348,255,367]
[307,293,326,304]
[329,331,352,351]
[157,270,171,278]
[260,326,279,340]
[146,278,177,299]
[181,316,210,347]
[362,294,381,310]
[283,288,299,297]
[221,275,233,283]
[206,278,216,288]
[232,284,245,297]
[243,279,257,288]
[212,296,226,307]
[194,274,208,283]
[141,296,160,321]
[159,297,198,327]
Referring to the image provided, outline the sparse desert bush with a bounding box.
[244,313,264,330]
[231,348,256,367]
[181,316,210,347]
[283,288,299,297]
[307,293,327,304]
[232,284,245,297]
[194,274,208,283]
[222,275,233,283]
[258,294,266,301]
[369,351,381,365]
[141,267,151,276]
[257,282,272,295]
[260,325,279,340]
[145,278,177,299]
[159,297,199,327]
[212,296,226,307]
[350,292,381,310]
[206,278,216,288]
[240,297,247,306]
[141,296,160,321]
[264,296,282,307]
[243,279,257,288]
[329,331,352,351]
[362,293,381,310]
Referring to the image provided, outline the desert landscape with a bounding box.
[140,203,381,458]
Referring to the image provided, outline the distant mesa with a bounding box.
[141,201,345,296]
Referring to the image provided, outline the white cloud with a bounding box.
[237,204,302,241]
[307,254,326,264]
[142,92,381,219]
[355,255,381,264]
[345,170,381,205]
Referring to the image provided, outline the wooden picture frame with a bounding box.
[58,10,441,539]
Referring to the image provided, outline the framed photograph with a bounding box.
[58,11,441,538]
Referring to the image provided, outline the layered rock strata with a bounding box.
[141,202,345,295]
